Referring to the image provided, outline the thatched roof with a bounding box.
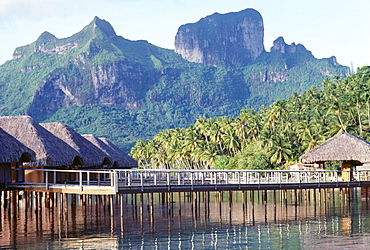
[0,116,80,167]
[40,122,111,167]
[82,134,138,168]
[0,127,36,163]
[299,132,370,164]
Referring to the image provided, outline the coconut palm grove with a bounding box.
[130,66,370,170]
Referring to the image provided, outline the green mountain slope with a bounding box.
[0,14,349,152]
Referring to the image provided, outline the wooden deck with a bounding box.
[6,168,370,194]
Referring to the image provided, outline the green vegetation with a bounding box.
[130,66,370,169]
[0,17,350,154]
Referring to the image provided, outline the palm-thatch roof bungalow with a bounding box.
[0,116,83,183]
[0,116,80,167]
[0,127,36,186]
[299,132,370,180]
[82,134,138,168]
[40,122,112,168]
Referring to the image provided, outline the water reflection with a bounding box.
[0,188,369,249]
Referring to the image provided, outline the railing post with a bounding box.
[167,172,170,190]
[357,171,360,185]
[109,170,115,187]
[238,172,241,189]
[128,171,131,186]
[80,171,83,191]
[46,171,49,190]
[87,171,90,186]
[54,171,56,184]
[191,172,194,190]
[140,171,144,192]
[305,172,308,183]
[114,171,118,193]
[279,172,282,188]
[215,172,218,190]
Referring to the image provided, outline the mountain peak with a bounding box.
[35,31,57,46]
[175,8,265,66]
[270,36,307,54]
[86,16,117,38]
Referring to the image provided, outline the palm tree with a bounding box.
[267,134,292,165]
[222,128,241,157]
[327,96,347,132]
[295,121,325,153]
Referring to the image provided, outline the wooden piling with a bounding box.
[228,190,232,205]
[251,190,255,225]
[366,187,369,202]
[120,194,124,234]
[177,193,183,226]
[294,189,298,206]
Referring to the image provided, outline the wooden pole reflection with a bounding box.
[1,186,370,248]
[251,190,255,225]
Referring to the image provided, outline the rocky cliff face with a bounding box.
[27,60,154,118]
[175,8,265,66]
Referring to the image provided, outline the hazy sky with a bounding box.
[0,0,369,69]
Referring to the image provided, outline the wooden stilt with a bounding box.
[177,192,181,216]
[251,190,255,225]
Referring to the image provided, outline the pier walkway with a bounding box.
[6,169,370,194]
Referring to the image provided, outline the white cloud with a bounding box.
[0,0,98,25]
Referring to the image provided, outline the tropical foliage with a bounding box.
[130,66,370,169]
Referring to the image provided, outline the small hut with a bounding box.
[82,134,138,168]
[40,122,112,168]
[0,116,82,182]
[0,128,36,187]
[299,132,370,181]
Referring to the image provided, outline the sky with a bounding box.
[0,0,369,69]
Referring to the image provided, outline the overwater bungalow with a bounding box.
[0,116,138,184]
[299,132,370,181]
[0,116,83,182]
[0,127,36,187]
[40,122,112,168]
[82,134,138,168]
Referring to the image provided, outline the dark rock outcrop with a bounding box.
[175,8,265,66]
[270,36,308,54]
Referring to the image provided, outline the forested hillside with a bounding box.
[130,66,370,169]
[0,11,349,152]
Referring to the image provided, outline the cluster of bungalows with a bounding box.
[0,115,137,188]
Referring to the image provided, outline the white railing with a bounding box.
[10,168,370,192]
